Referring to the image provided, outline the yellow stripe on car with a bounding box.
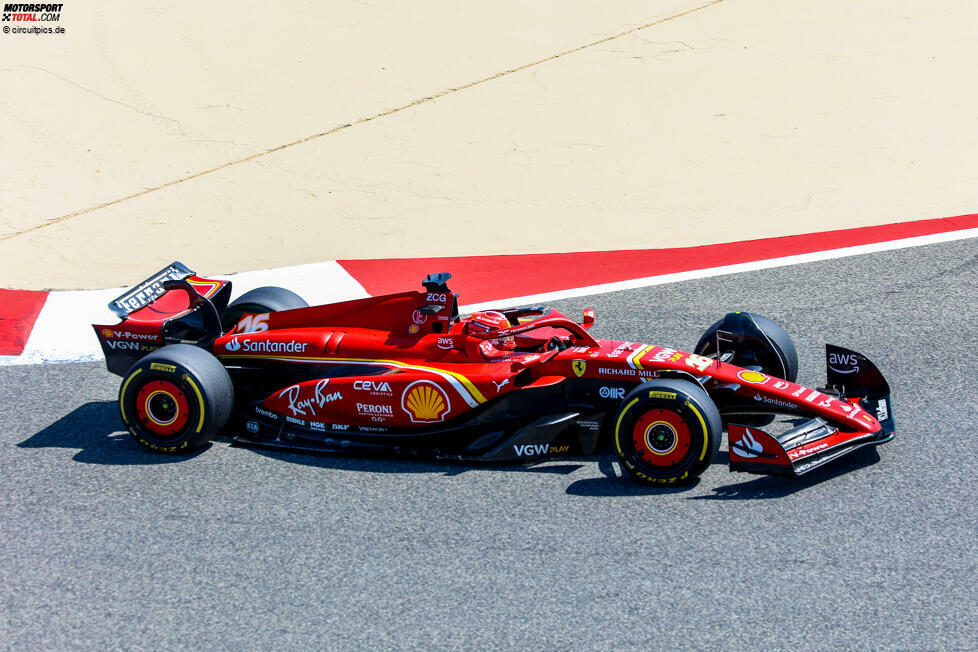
[629,345,656,370]
[219,354,488,406]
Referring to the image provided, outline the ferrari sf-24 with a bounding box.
[93,263,894,485]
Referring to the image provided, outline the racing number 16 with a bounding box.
[236,313,270,333]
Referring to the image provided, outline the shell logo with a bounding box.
[737,370,768,384]
[102,329,114,338]
[402,381,451,423]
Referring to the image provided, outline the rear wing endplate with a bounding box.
[108,261,195,319]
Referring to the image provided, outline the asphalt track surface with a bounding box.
[2,239,976,649]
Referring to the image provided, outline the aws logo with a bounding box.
[828,352,860,374]
[402,381,450,423]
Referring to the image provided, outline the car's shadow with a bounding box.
[17,401,213,464]
[17,401,584,478]
[564,455,705,496]
[21,402,882,494]
[690,445,882,500]
[242,443,586,478]
[563,446,882,499]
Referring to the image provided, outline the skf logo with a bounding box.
[572,360,587,377]
[402,381,450,423]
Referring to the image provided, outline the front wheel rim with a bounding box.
[632,408,691,467]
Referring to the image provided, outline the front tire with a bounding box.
[119,344,233,453]
[694,312,798,428]
[694,312,798,382]
[613,379,722,485]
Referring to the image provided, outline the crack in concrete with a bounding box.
[22,66,183,128]
[0,0,727,243]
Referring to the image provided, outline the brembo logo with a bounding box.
[225,338,307,354]
[828,352,860,374]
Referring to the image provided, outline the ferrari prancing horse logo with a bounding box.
[572,360,587,377]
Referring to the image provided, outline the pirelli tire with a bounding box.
[694,312,799,383]
[613,379,722,486]
[221,286,308,333]
[695,312,798,427]
[119,344,233,454]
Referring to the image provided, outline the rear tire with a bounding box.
[119,344,233,453]
[221,286,308,333]
[613,379,722,485]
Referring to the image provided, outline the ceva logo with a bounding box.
[354,380,392,393]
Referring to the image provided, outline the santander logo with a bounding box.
[732,430,764,459]
[223,337,307,354]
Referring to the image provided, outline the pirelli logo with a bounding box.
[648,391,677,400]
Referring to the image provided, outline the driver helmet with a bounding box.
[466,311,514,349]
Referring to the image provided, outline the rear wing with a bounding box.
[108,261,196,318]
[94,262,232,376]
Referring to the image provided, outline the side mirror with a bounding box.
[581,308,595,328]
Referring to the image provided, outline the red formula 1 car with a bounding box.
[93,263,894,485]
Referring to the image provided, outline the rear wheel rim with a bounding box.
[135,379,191,438]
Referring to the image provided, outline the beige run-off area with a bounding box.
[1,0,976,290]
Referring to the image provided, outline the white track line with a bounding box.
[0,261,368,367]
[459,227,978,312]
[2,227,976,367]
